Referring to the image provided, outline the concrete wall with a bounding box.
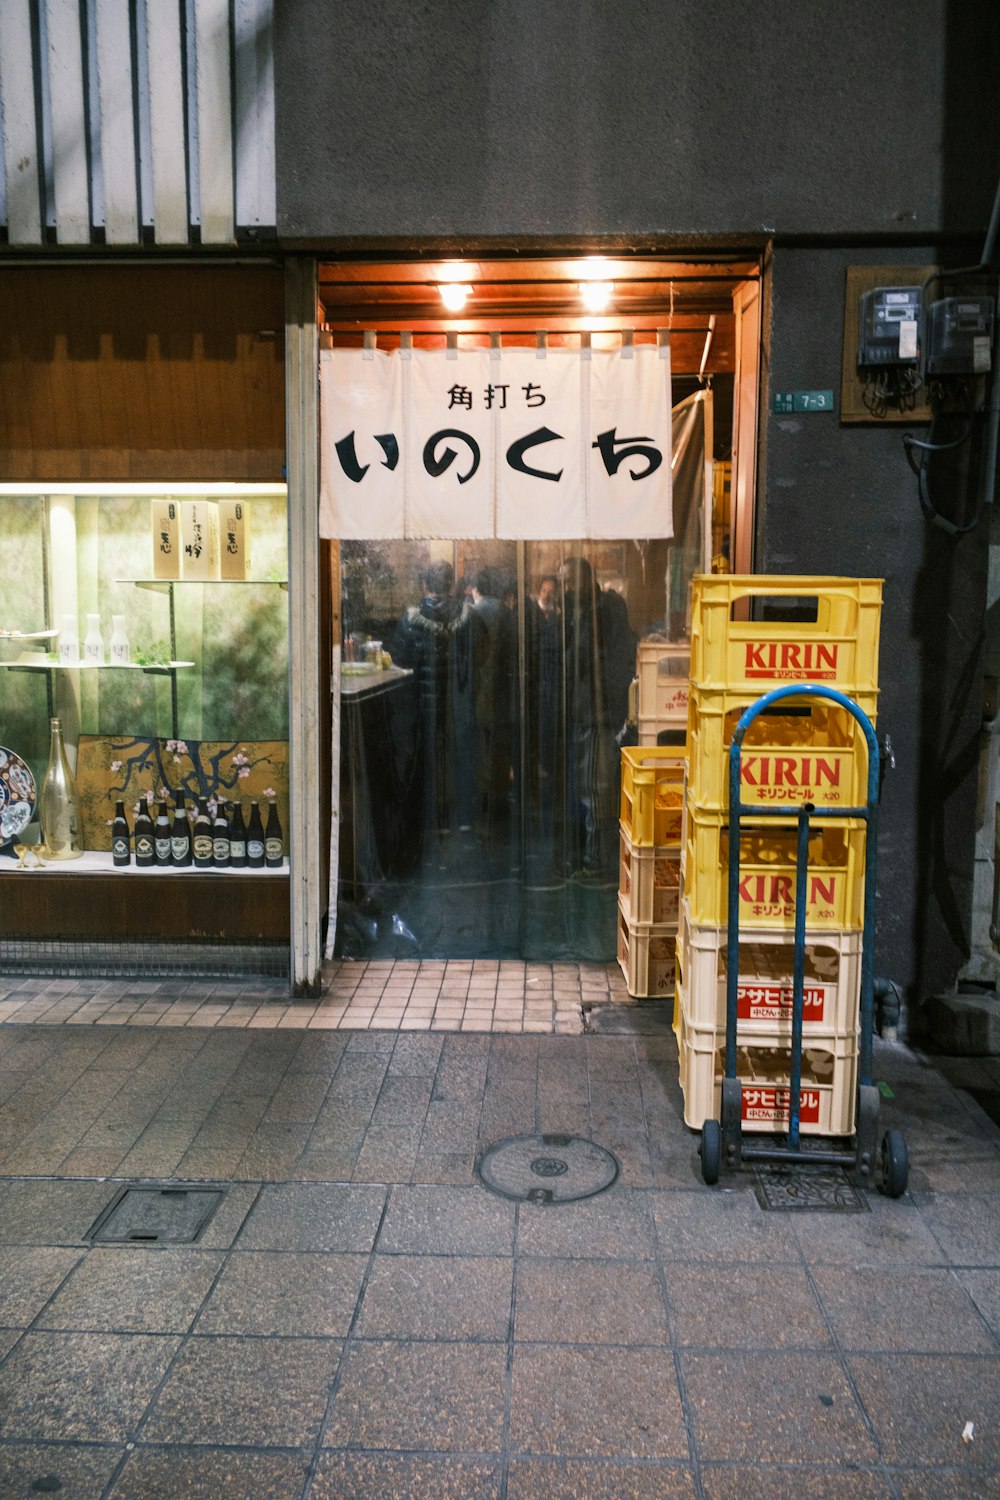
[760,245,990,1009]
[274,0,998,245]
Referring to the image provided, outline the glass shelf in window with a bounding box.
[117,578,289,592]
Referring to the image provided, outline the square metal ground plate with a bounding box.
[752,1165,870,1213]
[87,1185,226,1244]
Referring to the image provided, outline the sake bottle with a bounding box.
[192,798,213,868]
[264,801,283,866]
[246,801,265,867]
[228,802,247,868]
[212,802,230,868]
[83,613,105,665]
[109,614,130,665]
[171,792,192,867]
[134,800,155,866]
[154,801,172,865]
[111,800,130,866]
[40,717,84,859]
[58,613,79,666]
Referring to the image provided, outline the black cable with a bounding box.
[917,458,982,535]
[902,417,975,474]
[907,405,981,534]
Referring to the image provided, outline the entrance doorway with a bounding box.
[319,257,761,962]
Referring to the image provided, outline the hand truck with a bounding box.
[698,682,908,1197]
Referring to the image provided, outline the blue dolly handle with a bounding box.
[699,682,907,1195]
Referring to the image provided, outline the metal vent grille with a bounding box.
[87,1185,226,1244]
[0,936,290,979]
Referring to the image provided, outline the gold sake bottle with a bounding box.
[39,717,83,859]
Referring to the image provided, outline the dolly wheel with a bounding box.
[700,1119,722,1185]
[878,1129,908,1198]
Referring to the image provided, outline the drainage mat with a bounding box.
[87,1185,226,1244]
[753,1164,870,1213]
[477,1134,619,1204]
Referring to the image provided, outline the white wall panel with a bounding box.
[234,0,275,229]
[0,0,273,246]
[144,0,188,243]
[194,0,234,243]
[0,0,43,244]
[45,0,90,243]
[95,0,138,243]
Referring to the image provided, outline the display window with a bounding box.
[0,482,290,964]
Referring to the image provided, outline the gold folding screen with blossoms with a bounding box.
[76,735,289,852]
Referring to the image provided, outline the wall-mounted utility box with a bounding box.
[841,265,936,424]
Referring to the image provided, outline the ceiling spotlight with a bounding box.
[580,280,614,313]
[440,282,471,312]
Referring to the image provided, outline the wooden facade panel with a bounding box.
[0,266,285,480]
[0,872,291,939]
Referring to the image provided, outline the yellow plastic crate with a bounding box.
[617,896,677,999]
[677,1000,858,1134]
[619,826,681,926]
[680,806,868,931]
[620,746,686,847]
[676,895,862,1037]
[689,574,882,696]
[685,690,876,816]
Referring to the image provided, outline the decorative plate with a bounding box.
[0,747,36,845]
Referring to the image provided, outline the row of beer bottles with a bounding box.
[112,796,283,869]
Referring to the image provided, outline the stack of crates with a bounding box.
[635,639,690,745]
[617,746,685,998]
[676,574,882,1136]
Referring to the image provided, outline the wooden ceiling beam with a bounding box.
[319,257,758,285]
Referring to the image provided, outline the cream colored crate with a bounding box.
[620,746,686,847]
[616,896,677,999]
[636,640,689,746]
[677,998,858,1135]
[689,573,883,696]
[685,688,875,817]
[619,826,681,927]
[676,895,862,1037]
[680,799,867,932]
[637,640,690,714]
[638,713,688,747]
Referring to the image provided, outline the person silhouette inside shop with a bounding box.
[391,560,477,848]
[559,556,636,878]
[523,574,563,842]
[468,567,516,849]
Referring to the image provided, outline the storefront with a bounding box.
[1,0,995,1026]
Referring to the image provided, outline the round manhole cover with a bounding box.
[477,1134,619,1203]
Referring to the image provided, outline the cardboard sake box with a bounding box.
[219,499,252,580]
[180,500,220,579]
[150,498,181,580]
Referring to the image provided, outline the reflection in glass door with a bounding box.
[336,534,690,961]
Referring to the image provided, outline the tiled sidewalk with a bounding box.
[0,1019,998,1495]
[0,961,631,1033]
